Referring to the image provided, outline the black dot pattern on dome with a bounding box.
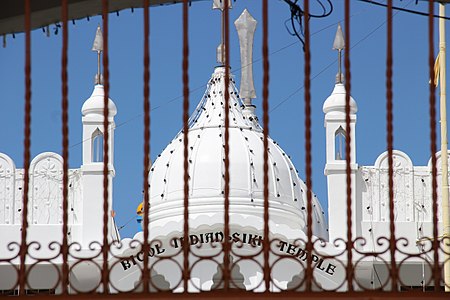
[148,68,328,235]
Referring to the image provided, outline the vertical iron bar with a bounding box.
[344,0,353,292]
[182,0,190,293]
[223,0,231,291]
[101,0,110,293]
[61,0,70,294]
[303,0,314,292]
[386,0,398,292]
[142,0,151,294]
[19,0,31,295]
[428,0,441,291]
[262,0,270,292]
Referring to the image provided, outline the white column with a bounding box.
[80,85,116,249]
[323,83,359,243]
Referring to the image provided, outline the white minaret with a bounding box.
[80,26,117,248]
[323,24,359,243]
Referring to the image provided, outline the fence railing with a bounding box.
[0,0,450,297]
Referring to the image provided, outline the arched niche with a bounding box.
[373,150,414,222]
[334,126,346,160]
[92,128,104,163]
[29,152,63,225]
[0,153,15,225]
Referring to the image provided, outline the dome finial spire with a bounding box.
[235,9,257,110]
[213,0,232,65]
[92,25,103,85]
[333,23,345,84]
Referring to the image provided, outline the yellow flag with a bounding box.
[137,202,144,216]
[431,53,440,87]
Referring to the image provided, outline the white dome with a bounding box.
[81,84,117,117]
[322,83,357,115]
[149,67,327,238]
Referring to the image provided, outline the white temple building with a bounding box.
[0,3,448,294]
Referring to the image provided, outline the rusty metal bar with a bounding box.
[142,0,151,293]
[182,0,190,293]
[303,0,314,292]
[427,0,441,291]
[101,0,110,293]
[262,0,270,292]
[223,0,231,291]
[60,0,70,294]
[19,0,31,295]
[385,0,398,292]
[344,0,354,292]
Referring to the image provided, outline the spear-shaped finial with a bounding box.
[92,25,103,85]
[213,0,232,64]
[212,0,232,10]
[235,9,257,107]
[333,23,345,84]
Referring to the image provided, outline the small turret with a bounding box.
[81,25,117,167]
[324,24,359,243]
[80,26,117,248]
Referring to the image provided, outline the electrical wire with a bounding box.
[271,0,414,113]
[65,22,339,151]
[283,0,333,50]
[61,3,377,159]
[118,214,138,231]
[357,0,450,20]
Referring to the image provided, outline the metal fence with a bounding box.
[1,0,450,297]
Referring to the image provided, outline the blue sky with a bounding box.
[0,0,444,238]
